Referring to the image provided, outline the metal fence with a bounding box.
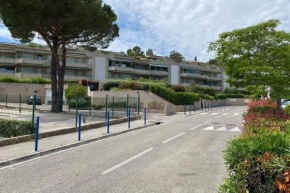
[0,93,140,134]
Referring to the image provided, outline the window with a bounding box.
[37,55,42,60]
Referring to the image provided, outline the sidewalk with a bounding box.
[0,107,220,166]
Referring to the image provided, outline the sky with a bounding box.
[0,0,289,62]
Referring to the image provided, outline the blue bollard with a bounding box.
[201,103,203,111]
[205,103,207,111]
[128,108,131,129]
[35,116,40,151]
[144,108,146,125]
[184,105,186,116]
[107,111,110,134]
[189,105,191,115]
[78,113,81,141]
[208,103,210,111]
[194,103,196,113]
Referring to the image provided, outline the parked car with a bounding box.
[282,99,290,109]
[26,95,42,105]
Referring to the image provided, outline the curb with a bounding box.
[0,122,157,169]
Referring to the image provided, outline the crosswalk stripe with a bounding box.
[229,127,242,132]
[211,113,218,115]
[201,126,214,131]
[234,113,239,116]
[216,127,227,131]
[222,113,228,115]
[190,124,203,130]
[200,113,207,115]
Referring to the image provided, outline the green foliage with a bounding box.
[146,49,154,56]
[118,82,143,90]
[0,118,33,137]
[201,94,214,101]
[0,76,51,84]
[208,19,290,107]
[127,46,144,57]
[68,97,90,108]
[65,84,87,99]
[187,83,216,96]
[149,84,200,105]
[284,105,290,115]
[226,94,244,98]
[218,176,240,193]
[169,50,185,62]
[223,87,240,94]
[27,43,47,48]
[100,79,125,91]
[171,85,186,92]
[216,94,227,99]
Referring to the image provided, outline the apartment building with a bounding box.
[0,42,225,92]
[0,43,92,81]
[87,51,224,92]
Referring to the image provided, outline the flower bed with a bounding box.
[220,99,290,192]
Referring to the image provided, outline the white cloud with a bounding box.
[105,0,290,61]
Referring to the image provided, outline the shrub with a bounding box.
[68,98,89,108]
[201,94,214,101]
[30,77,50,84]
[100,79,125,91]
[0,76,18,83]
[171,85,186,92]
[65,84,87,99]
[187,83,216,96]
[118,82,143,90]
[284,105,290,115]
[226,94,244,98]
[0,119,33,137]
[149,84,200,105]
[0,76,51,84]
[216,94,227,99]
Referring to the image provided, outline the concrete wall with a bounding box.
[89,90,176,115]
[0,82,46,102]
[175,99,226,112]
[226,98,249,106]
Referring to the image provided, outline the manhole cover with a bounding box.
[212,122,222,124]
[226,124,237,126]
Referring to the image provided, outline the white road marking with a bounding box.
[162,132,185,144]
[190,124,204,130]
[229,127,242,132]
[200,113,207,115]
[204,119,213,124]
[216,127,227,131]
[201,126,214,131]
[222,113,228,115]
[211,113,218,115]
[102,148,154,175]
[234,113,239,116]
[215,116,220,119]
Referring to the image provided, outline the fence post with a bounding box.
[89,96,92,115]
[107,111,110,134]
[5,93,7,108]
[105,94,108,121]
[144,108,146,125]
[19,94,21,113]
[75,94,79,127]
[78,113,81,141]
[112,96,114,118]
[137,94,140,116]
[35,116,40,151]
[128,108,131,129]
[31,94,36,134]
[126,94,129,117]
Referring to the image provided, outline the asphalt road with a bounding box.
[0,106,246,193]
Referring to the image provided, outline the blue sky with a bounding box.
[1,0,290,61]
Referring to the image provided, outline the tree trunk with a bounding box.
[50,39,60,112]
[56,42,67,112]
[276,91,282,111]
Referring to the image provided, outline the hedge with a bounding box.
[171,85,186,92]
[149,84,200,105]
[225,94,245,98]
[201,94,214,101]
[119,82,143,90]
[0,76,50,84]
[0,119,34,137]
[215,94,227,99]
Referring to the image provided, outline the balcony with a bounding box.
[16,58,50,66]
[133,69,151,75]
[197,84,209,88]
[0,71,15,77]
[64,74,92,81]
[0,57,16,65]
[209,68,222,73]
[180,73,201,78]
[108,66,133,73]
[209,76,222,81]
[198,74,210,80]
[210,85,222,90]
[150,70,168,76]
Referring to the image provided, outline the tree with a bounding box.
[223,87,240,94]
[169,51,184,62]
[65,84,87,99]
[208,20,290,109]
[146,49,154,56]
[0,0,119,112]
[208,58,220,66]
[194,56,197,61]
[127,46,144,57]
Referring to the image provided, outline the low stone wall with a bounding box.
[226,98,250,106]
[175,99,226,112]
[0,115,141,147]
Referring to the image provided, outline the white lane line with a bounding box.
[102,148,154,175]
[204,119,213,124]
[222,113,228,115]
[215,116,220,119]
[216,127,227,131]
[229,127,242,132]
[190,124,204,130]
[162,132,185,144]
[234,113,239,116]
[211,113,218,115]
[200,113,207,115]
[201,126,214,131]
